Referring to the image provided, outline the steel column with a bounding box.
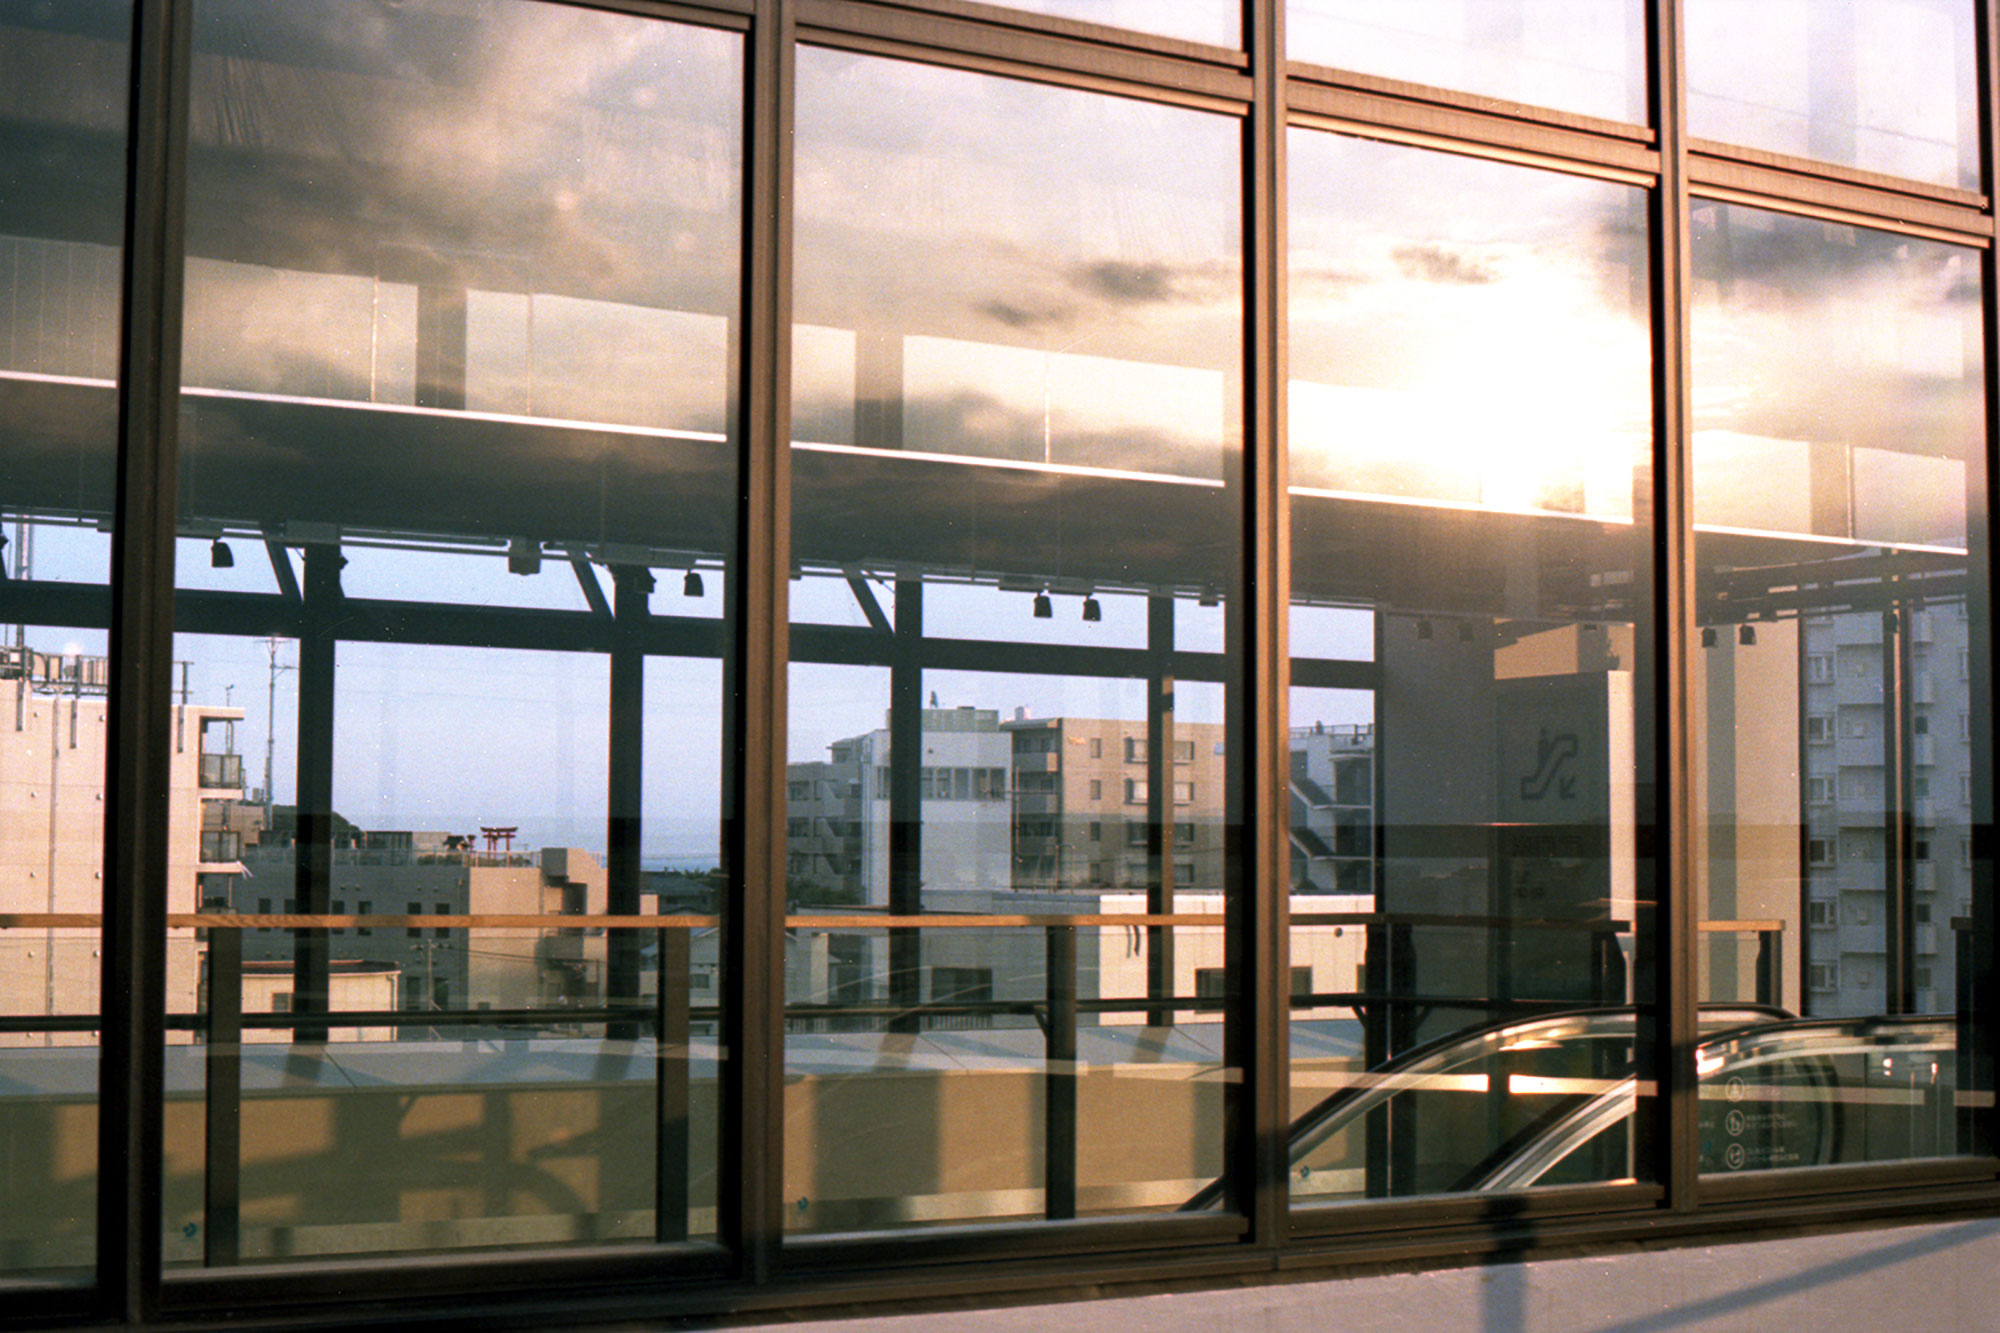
[290,545,339,1045]
[202,926,242,1268]
[1043,924,1078,1220]
[1146,594,1176,1027]
[608,565,651,1040]
[888,578,924,1033]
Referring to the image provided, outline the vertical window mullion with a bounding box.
[1647,0,1700,1215]
[1234,0,1290,1243]
[1971,0,2000,1166]
[103,0,193,1319]
[724,0,795,1285]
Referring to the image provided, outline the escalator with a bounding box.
[1186,1006,1959,1209]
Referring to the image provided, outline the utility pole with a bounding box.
[263,635,294,820]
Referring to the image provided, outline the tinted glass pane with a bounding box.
[973,1,1238,47]
[1686,0,1979,191]
[789,49,1244,1231]
[1288,0,1646,122]
[0,0,131,1279]
[1691,202,1987,1174]
[1287,130,1656,1206]
[170,0,738,1263]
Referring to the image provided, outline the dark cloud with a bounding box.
[1392,244,1496,286]
[979,299,1074,331]
[1071,260,1174,304]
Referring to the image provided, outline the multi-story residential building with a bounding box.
[787,705,1012,906]
[1800,604,1974,1017]
[0,648,244,1044]
[1290,722,1375,896]
[1002,713,1228,895]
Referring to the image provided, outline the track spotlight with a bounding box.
[507,537,542,576]
[1701,626,1717,648]
[684,569,704,597]
[1197,589,1220,608]
[1739,623,1756,646]
[210,539,234,569]
[1081,595,1101,622]
[1032,591,1052,619]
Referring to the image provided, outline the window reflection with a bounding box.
[166,0,740,1262]
[1686,0,1980,191]
[1691,203,1987,1174]
[0,0,131,1279]
[963,0,1238,48]
[1286,130,1654,1206]
[1288,0,1646,122]
[788,51,1243,1230]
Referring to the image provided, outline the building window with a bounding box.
[1806,654,1833,683]
[1806,714,1832,743]
[1808,900,1837,927]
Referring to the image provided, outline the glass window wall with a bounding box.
[1686,0,1980,190]
[1285,130,1656,1205]
[166,0,740,1264]
[1690,201,1988,1174]
[0,0,132,1281]
[1288,1,1646,122]
[973,0,1239,47]
[787,48,1244,1230]
[1,0,1998,1316]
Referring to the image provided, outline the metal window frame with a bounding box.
[12,0,1997,1325]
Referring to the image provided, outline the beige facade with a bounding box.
[0,651,244,1045]
[1003,714,1228,895]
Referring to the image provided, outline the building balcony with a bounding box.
[199,752,245,790]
